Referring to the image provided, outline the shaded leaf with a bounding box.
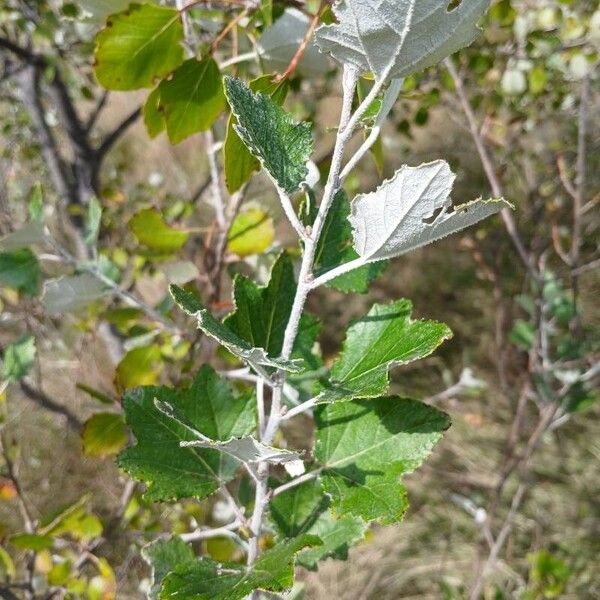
[39,496,103,541]
[0,249,41,297]
[350,160,510,262]
[271,478,366,570]
[142,537,194,600]
[258,8,330,77]
[316,0,489,81]
[315,397,450,523]
[224,77,313,194]
[85,197,102,247]
[2,335,36,382]
[318,299,451,403]
[170,285,302,372]
[310,190,387,293]
[224,252,294,357]
[82,413,128,458]
[42,273,109,314]
[144,86,166,138]
[94,3,184,90]
[0,222,46,251]
[160,535,321,599]
[119,365,255,502]
[29,182,44,222]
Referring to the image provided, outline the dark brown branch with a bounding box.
[15,66,75,204]
[96,107,141,160]
[85,90,109,132]
[0,35,43,66]
[19,380,82,431]
[190,176,211,204]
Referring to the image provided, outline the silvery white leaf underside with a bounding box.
[315,0,490,81]
[349,160,511,262]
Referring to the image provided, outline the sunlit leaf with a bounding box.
[115,345,163,390]
[94,3,184,90]
[129,208,189,253]
[227,208,274,257]
[224,75,289,194]
[318,299,452,403]
[349,160,510,262]
[82,413,128,458]
[316,397,449,523]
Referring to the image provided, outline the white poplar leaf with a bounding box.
[315,0,490,82]
[181,436,303,466]
[42,273,110,314]
[349,160,511,262]
[0,222,46,251]
[258,9,330,77]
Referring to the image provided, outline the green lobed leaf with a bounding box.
[223,74,289,193]
[170,285,303,372]
[118,365,256,502]
[129,208,189,253]
[0,248,41,297]
[224,252,295,358]
[159,535,321,599]
[308,190,387,293]
[2,335,36,382]
[270,478,367,570]
[224,76,313,194]
[142,537,195,600]
[315,397,450,523]
[156,57,225,144]
[318,299,452,403]
[94,3,184,91]
[82,413,128,458]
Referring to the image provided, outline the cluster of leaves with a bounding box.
[0,0,508,596]
[3,0,596,598]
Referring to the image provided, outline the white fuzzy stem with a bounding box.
[272,468,323,497]
[281,397,317,421]
[309,256,367,289]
